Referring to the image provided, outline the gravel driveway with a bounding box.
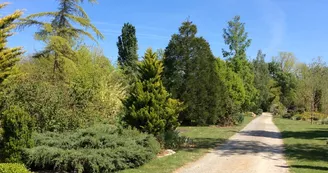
[175,113,289,173]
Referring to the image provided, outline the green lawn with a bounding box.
[121,117,253,173]
[274,118,328,173]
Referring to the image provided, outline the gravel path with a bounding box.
[175,113,289,173]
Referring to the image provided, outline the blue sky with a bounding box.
[4,0,328,64]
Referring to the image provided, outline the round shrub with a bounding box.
[1,106,34,163]
[0,163,31,173]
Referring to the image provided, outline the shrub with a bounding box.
[24,124,160,173]
[158,130,189,149]
[270,103,286,116]
[232,113,244,125]
[0,163,31,173]
[294,114,302,121]
[1,106,34,163]
[320,118,328,125]
[123,49,182,136]
[255,109,263,116]
[282,113,293,119]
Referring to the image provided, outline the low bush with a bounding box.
[270,103,287,116]
[0,163,31,173]
[255,109,263,116]
[293,114,302,121]
[158,130,190,149]
[232,113,244,125]
[320,118,328,125]
[24,124,160,173]
[297,112,328,121]
[282,113,293,119]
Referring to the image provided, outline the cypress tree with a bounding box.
[117,23,139,81]
[123,48,182,136]
[0,3,23,84]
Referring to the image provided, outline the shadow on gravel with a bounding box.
[216,140,284,157]
[240,130,281,139]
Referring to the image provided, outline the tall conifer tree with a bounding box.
[117,23,139,81]
[123,48,182,136]
[164,21,223,125]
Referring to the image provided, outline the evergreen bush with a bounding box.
[24,124,160,173]
[0,163,31,173]
[1,106,33,163]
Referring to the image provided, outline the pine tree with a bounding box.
[123,48,182,136]
[0,3,23,84]
[18,0,103,77]
[164,21,223,125]
[222,16,257,111]
[117,23,138,81]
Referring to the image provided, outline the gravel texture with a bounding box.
[175,113,289,173]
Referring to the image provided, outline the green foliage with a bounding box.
[232,113,244,125]
[164,21,224,125]
[18,0,103,77]
[270,103,287,116]
[117,23,139,81]
[255,109,263,116]
[0,3,23,85]
[253,50,271,111]
[1,47,125,132]
[24,124,160,173]
[1,106,33,163]
[123,49,182,136]
[0,163,31,173]
[268,57,297,109]
[295,58,328,117]
[216,58,245,125]
[158,130,189,149]
[222,15,258,111]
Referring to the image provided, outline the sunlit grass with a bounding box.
[274,118,328,173]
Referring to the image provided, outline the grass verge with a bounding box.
[121,117,253,173]
[274,118,328,173]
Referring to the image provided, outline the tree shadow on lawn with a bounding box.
[284,143,328,162]
[280,128,328,171]
[281,129,328,140]
[276,165,328,171]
